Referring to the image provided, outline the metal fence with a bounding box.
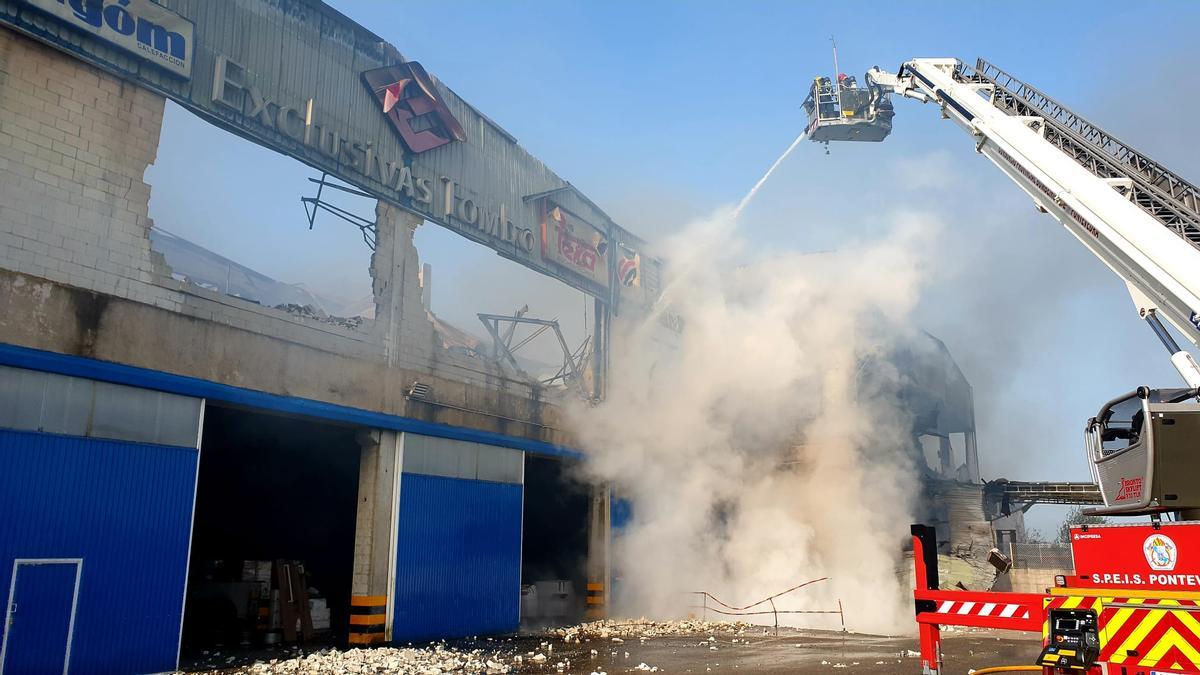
[689,578,845,635]
[1010,543,1074,570]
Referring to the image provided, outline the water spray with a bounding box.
[731,131,808,220]
[645,130,809,326]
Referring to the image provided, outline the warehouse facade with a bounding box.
[0,2,997,672]
[0,349,582,672]
[0,1,635,671]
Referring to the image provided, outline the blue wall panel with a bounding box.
[0,429,198,674]
[393,474,522,643]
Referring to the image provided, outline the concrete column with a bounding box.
[585,483,610,619]
[371,203,431,368]
[965,385,981,483]
[938,435,954,477]
[350,429,401,645]
[964,431,980,483]
[591,298,608,401]
[420,263,432,312]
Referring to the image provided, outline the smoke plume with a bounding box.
[569,205,944,635]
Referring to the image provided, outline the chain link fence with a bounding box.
[1010,542,1074,569]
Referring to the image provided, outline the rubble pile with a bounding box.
[182,619,765,674]
[551,618,757,643]
[273,303,365,330]
[186,645,512,675]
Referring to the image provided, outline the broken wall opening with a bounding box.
[149,100,608,399]
[146,101,375,323]
[919,433,972,480]
[520,455,590,627]
[182,405,361,652]
[412,222,598,394]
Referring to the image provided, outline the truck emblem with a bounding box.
[1144,534,1178,571]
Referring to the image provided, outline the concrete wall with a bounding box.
[0,26,574,447]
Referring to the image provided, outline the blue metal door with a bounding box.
[1,560,80,675]
[0,430,199,672]
[393,474,523,642]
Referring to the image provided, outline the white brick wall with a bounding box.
[0,27,167,298]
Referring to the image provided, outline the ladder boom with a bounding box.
[965,59,1200,253]
[871,59,1200,386]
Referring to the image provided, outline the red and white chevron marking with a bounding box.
[934,600,1032,620]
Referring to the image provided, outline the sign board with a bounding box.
[0,0,653,308]
[361,62,465,155]
[22,0,193,78]
[1070,523,1200,590]
[540,200,609,290]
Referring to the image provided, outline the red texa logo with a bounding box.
[362,62,465,154]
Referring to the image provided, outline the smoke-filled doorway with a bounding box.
[181,405,361,655]
[521,455,591,628]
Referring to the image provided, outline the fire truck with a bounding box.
[806,58,1200,674]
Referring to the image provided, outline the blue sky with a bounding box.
[322,1,1196,218]
[147,1,1200,536]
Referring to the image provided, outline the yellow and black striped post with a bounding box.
[348,595,387,646]
[585,581,606,620]
[585,484,611,621]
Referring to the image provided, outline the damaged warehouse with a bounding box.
[0,0,1033,672]
[0,0,627,669]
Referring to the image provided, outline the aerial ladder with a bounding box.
[806,58,1200,675]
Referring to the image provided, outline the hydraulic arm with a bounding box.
[819,58,1200,388]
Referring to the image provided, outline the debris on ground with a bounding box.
[180,645,513,674]
[179,621,1040,673]
[551,618,755,643]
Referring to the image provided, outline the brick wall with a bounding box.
[0,25,166,298]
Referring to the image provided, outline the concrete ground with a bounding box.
[180,623,1043,674]
[509,626,1041,674]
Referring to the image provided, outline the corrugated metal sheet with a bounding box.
[0,343,584,460]
[0,365,203,448]
[393,474,522,642]
[0,429,199,673]
[402,433,524,485]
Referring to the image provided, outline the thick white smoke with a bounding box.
[569,205,943,635]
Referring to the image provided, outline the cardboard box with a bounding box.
[241,560,272,583]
